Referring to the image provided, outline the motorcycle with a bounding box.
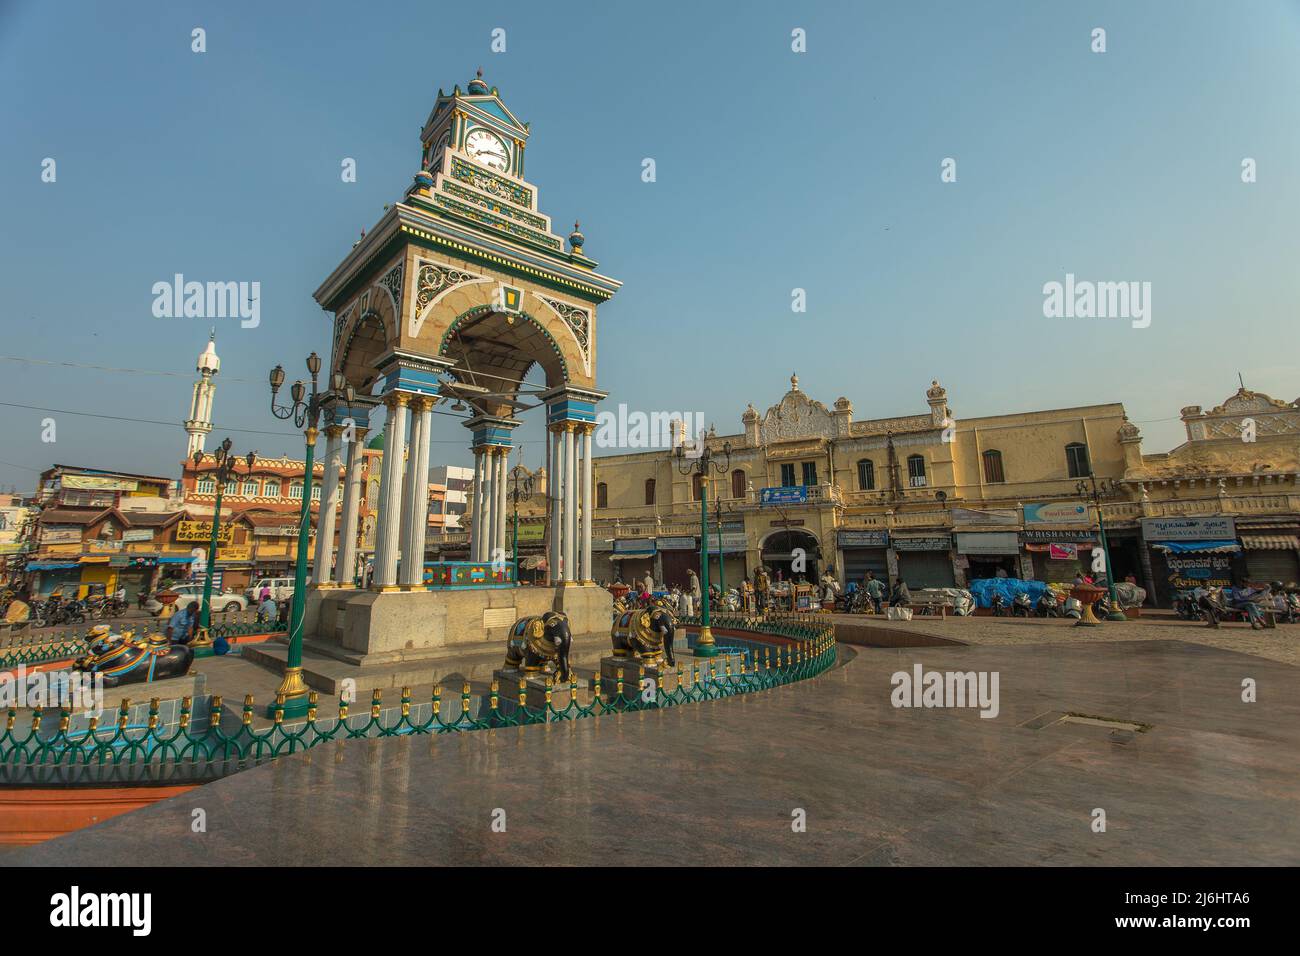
[1173,590,1204,621]
[1011,593,1033,617]
[1036,593,1061,618]
[990,593,1007,617]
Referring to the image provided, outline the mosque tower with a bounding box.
[184,331,220,457]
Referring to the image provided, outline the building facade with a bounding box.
[586,375,1300,605]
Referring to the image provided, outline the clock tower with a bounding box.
[305,70,621,667]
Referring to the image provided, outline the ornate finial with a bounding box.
[568,221,585,253]
[468,68,489,95]
[790,372,799,391]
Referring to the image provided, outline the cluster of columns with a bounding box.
[369,392,436,589]
[546,421,595,585]
[312,418,370,588]
[470,445,511,564]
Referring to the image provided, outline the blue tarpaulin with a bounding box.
[967,577,1050,609]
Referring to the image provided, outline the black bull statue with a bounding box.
[503,611,574,682]
[73,630,195,688]
[610,606,676,667]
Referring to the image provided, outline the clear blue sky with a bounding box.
[2,0,1298,490]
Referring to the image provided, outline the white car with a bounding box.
[244,577,295,603]
[159,584,249,613]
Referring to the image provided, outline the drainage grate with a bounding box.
[1020,710,1152,734]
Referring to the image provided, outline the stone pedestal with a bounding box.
[493,666,589,712]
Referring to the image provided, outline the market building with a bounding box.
[583,375,1300,606]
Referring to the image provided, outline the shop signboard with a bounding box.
[1020,529,1097,543]
[1141,516,1236,542]
[892,535,952,552]
[837,530,890,548]
[177,520,234,544]
[40,527,83,544]
[122,529,155,543]
[1162,551,1237,590]
[61,475,138,492]
[1048,543,1078,560]
[760,486,808,506]
[955,531,1021,555]
[657,536,696,551]
[1024,502,1090,525]
[952,507,1018,526]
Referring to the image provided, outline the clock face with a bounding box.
[465,127,510,172]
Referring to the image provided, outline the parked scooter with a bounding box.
[990,593,1008,616]
[1011,592,1033,617]
[1035,592,1061,618]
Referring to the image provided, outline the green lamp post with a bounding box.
[265,353,352,718]
[675,436,732,657]
[714,498,726,599]
[1077,475,1129,623]
[506,458,533,587]
[191,437,256,657]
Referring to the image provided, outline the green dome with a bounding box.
[367,433,384,450]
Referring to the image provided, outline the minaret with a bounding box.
[185,331,220,457]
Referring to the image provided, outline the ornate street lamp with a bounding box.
[506,458,534,586]
[675,436,732,656]
[191,438,255,655]
[1076,475,1128,622]
[714,498,728,599]
[265,354,353,717]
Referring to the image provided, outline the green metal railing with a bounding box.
[0,617,836,786]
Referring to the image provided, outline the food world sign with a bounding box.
[1023,502,1090,525]
[1141,516,1236,542]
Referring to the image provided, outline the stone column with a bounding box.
[549,425,563,585]
[495,449,509,561]
[483,448,496,565]
[402,398,434,586]
[312,424,344,586]
[563,424,577,583]
[398,403,417,580]
[471,448,487,562]
[581,424,594,583]
[373,392,408,588]
[335,428,367,586]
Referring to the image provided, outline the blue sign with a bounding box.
[760,486,808,505]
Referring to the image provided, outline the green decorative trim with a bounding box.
[399,225,613,302]
[437,180,548,230]
[430,193,563,252]
[449,156,533,208]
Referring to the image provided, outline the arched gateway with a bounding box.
[304,71,620,661]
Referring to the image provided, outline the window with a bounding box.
[857,459,875,491]
[311,485,321,502]
[644,478,656,506]
[241,480,259,497]
[907,455,927,488]
[801,461,818,486]
[263,480,280,498]
[289,481,303,500]
[597,482,608,508]
[780,463,796,487]
[982,450,1005,484]
[1065,442,1091,478]
[731,469,746,500]
[196,478,216,495]
[693,474,704,502]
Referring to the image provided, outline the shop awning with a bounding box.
[1151,540,1241,554]
[158,556,195,564]
[79,556,110,564]
[27,562,79,570]
[1241,535,1300,550]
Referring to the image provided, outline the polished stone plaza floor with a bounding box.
[13,638,1299,866]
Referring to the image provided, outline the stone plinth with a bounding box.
[493,666,590,712]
